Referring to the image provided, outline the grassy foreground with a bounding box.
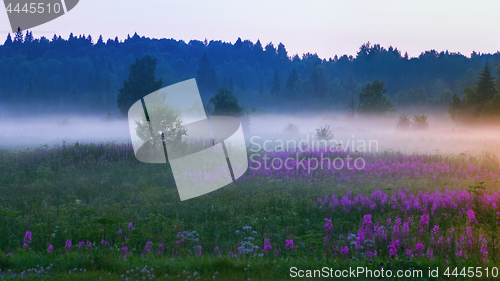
[0,142,499,280]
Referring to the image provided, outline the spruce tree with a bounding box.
[476,63,496,109]
[117,55,163,117]
[4,33,12,46]
[14,27,23,44]
[24,31,33,43]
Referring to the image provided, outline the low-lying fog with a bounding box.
[1,112,499,157]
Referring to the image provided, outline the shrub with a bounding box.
[412,115,429,130]
[315,125,333,141]
[396,115,411,130]
[283,123,299,134]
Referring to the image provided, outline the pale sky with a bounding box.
[0,0,499,59]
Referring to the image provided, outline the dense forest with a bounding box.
[1,29,500,115]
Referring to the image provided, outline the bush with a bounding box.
[396,114,429,131]
[283,123,299,134]
[412,115,429,130]
[396,115,411,130]
[315,125,333,141]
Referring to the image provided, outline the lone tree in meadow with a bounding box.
[209,88,243,117]
[117,55,163,117]
[357,79,395,115]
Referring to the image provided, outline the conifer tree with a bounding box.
[117,55,162,117]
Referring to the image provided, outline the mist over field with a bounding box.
[1,109,499,159]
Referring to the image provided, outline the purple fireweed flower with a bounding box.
[324,218,334,231]
[389,241,398,258]
[467,210,477,224]
[431,225,439,240]
[426,248,434,260]
[340,246,349,256]
[415,243,424,256]
[117,229,122,234]
[366,251,376,257]
[78,241,85,249]
[65,239,72,250]
[419,213,430,232]
[86,240,92,250]
[142,241,152,256]
[285,239,295,250]
[406,249,413,258]
[47,244,53,255]
[403,222,410,234]
[121,246,129,260]
[363,214,372,225]
[23,231,32,246]
[128,222,135,230]
[263,238,272,253]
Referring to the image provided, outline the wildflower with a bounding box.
[324,218,334,231]
[406,249,413,258]
[194,245,202,256]
[364,215,372,225]
[263,238,272,253]
[65,239,72,250]
[128,222,135,230]
[431,225,439,239]
[142,241,152,256]
[78,241,85,249]
[23,231,32,249]
[340,246,349,256]
[47,245,53,255]
[426,247,434,260]
[118,229,122,234]
[285,239,295,250]
[121,246,129,260]
[365,251,376,257]
[415,243,424,256]
[388,241,398,258]
[418,213,429,232]
[467,210,477,224]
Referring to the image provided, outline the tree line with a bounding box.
[1,28,500,115]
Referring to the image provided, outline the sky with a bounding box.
[0,0,499,59]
